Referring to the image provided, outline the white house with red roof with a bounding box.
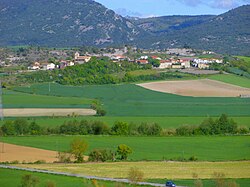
[159,60,172,69]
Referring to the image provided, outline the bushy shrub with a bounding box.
[111,121,129,135]
[137,122,162,136]
[117,144,133,160]
[128,167,144,184]
[92,121,110,135]
[88,149,115,162]
[161,128,176,136]
[57,152,71,163]
[237,126,249,134]
[176,125,196,136]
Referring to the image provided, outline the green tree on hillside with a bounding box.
[70,138,88,163]
[20,174,40,187]
[117,144,133,160]
[111,121,129,135]
[1,121,16,136]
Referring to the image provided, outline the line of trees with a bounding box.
[176,114,247,136]
[0,119,163,136]
[0,114,248,137]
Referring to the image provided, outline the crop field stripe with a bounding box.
[2,136,250,161]
[3,90,92,109]
[16,161,250,180]
[10,83,250,116]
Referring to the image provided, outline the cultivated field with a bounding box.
[0,142,57,163]
[3,108,96,117]
[10,83,250,116]
[138,79,250,97]
[3,90,92,109]
[0,168,131,187]
[2,136,250,161]
[209,74,250,88]
[18,161,250,179]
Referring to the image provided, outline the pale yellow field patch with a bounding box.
[3,108,96,117]
[18,161,250,179]
[138,79,250,97]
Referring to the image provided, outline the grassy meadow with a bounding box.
[8,83,250,116]
[0,168,132,187]
[149,178,250,187]
[2,136,250,161]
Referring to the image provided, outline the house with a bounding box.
[181,61,190,68]
[42,63,55,70]
[193,58,223,64]
[179,59,191,68]
[159,60,172,69]
[140,56,148,60]
[68,61,75,66]
[59,61,75,69]
[198,63,210,69]
[151,56,162,60]
[172,63,182,69]
[29,62,40,70]
[137,59,149,64]
[74,52,91,64]
[59,61,68,69]
[111,55,126,62]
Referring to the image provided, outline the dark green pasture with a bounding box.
[9,83,250,116]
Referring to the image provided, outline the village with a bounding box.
[27,50,223,71]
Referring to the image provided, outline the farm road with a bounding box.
[0,165,186,187]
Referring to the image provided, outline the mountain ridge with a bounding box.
[0,1,249,55]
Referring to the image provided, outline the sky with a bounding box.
[94,0,250,17]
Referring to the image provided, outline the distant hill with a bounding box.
[133,5,250,55]
[0,0,249,55]
[131,15,215,33]
[0,0,145,47]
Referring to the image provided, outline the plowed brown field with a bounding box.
[0,142,57,163]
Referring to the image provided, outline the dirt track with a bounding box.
[138,79,250,97]
[0,142,58,163]
[3,108,96,117]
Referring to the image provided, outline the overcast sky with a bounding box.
[95,0,250,17]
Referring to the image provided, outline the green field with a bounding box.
[0,168,132,187]
[2,168,249,187]
[209,74,250,88]
[3,90,93,108]
[149,178,250,187]
[236,56,250,65]
[2,136,250,161]
[2,116,250,129]
[10,83,250,116]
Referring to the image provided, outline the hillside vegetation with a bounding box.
[0,0,249,55]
